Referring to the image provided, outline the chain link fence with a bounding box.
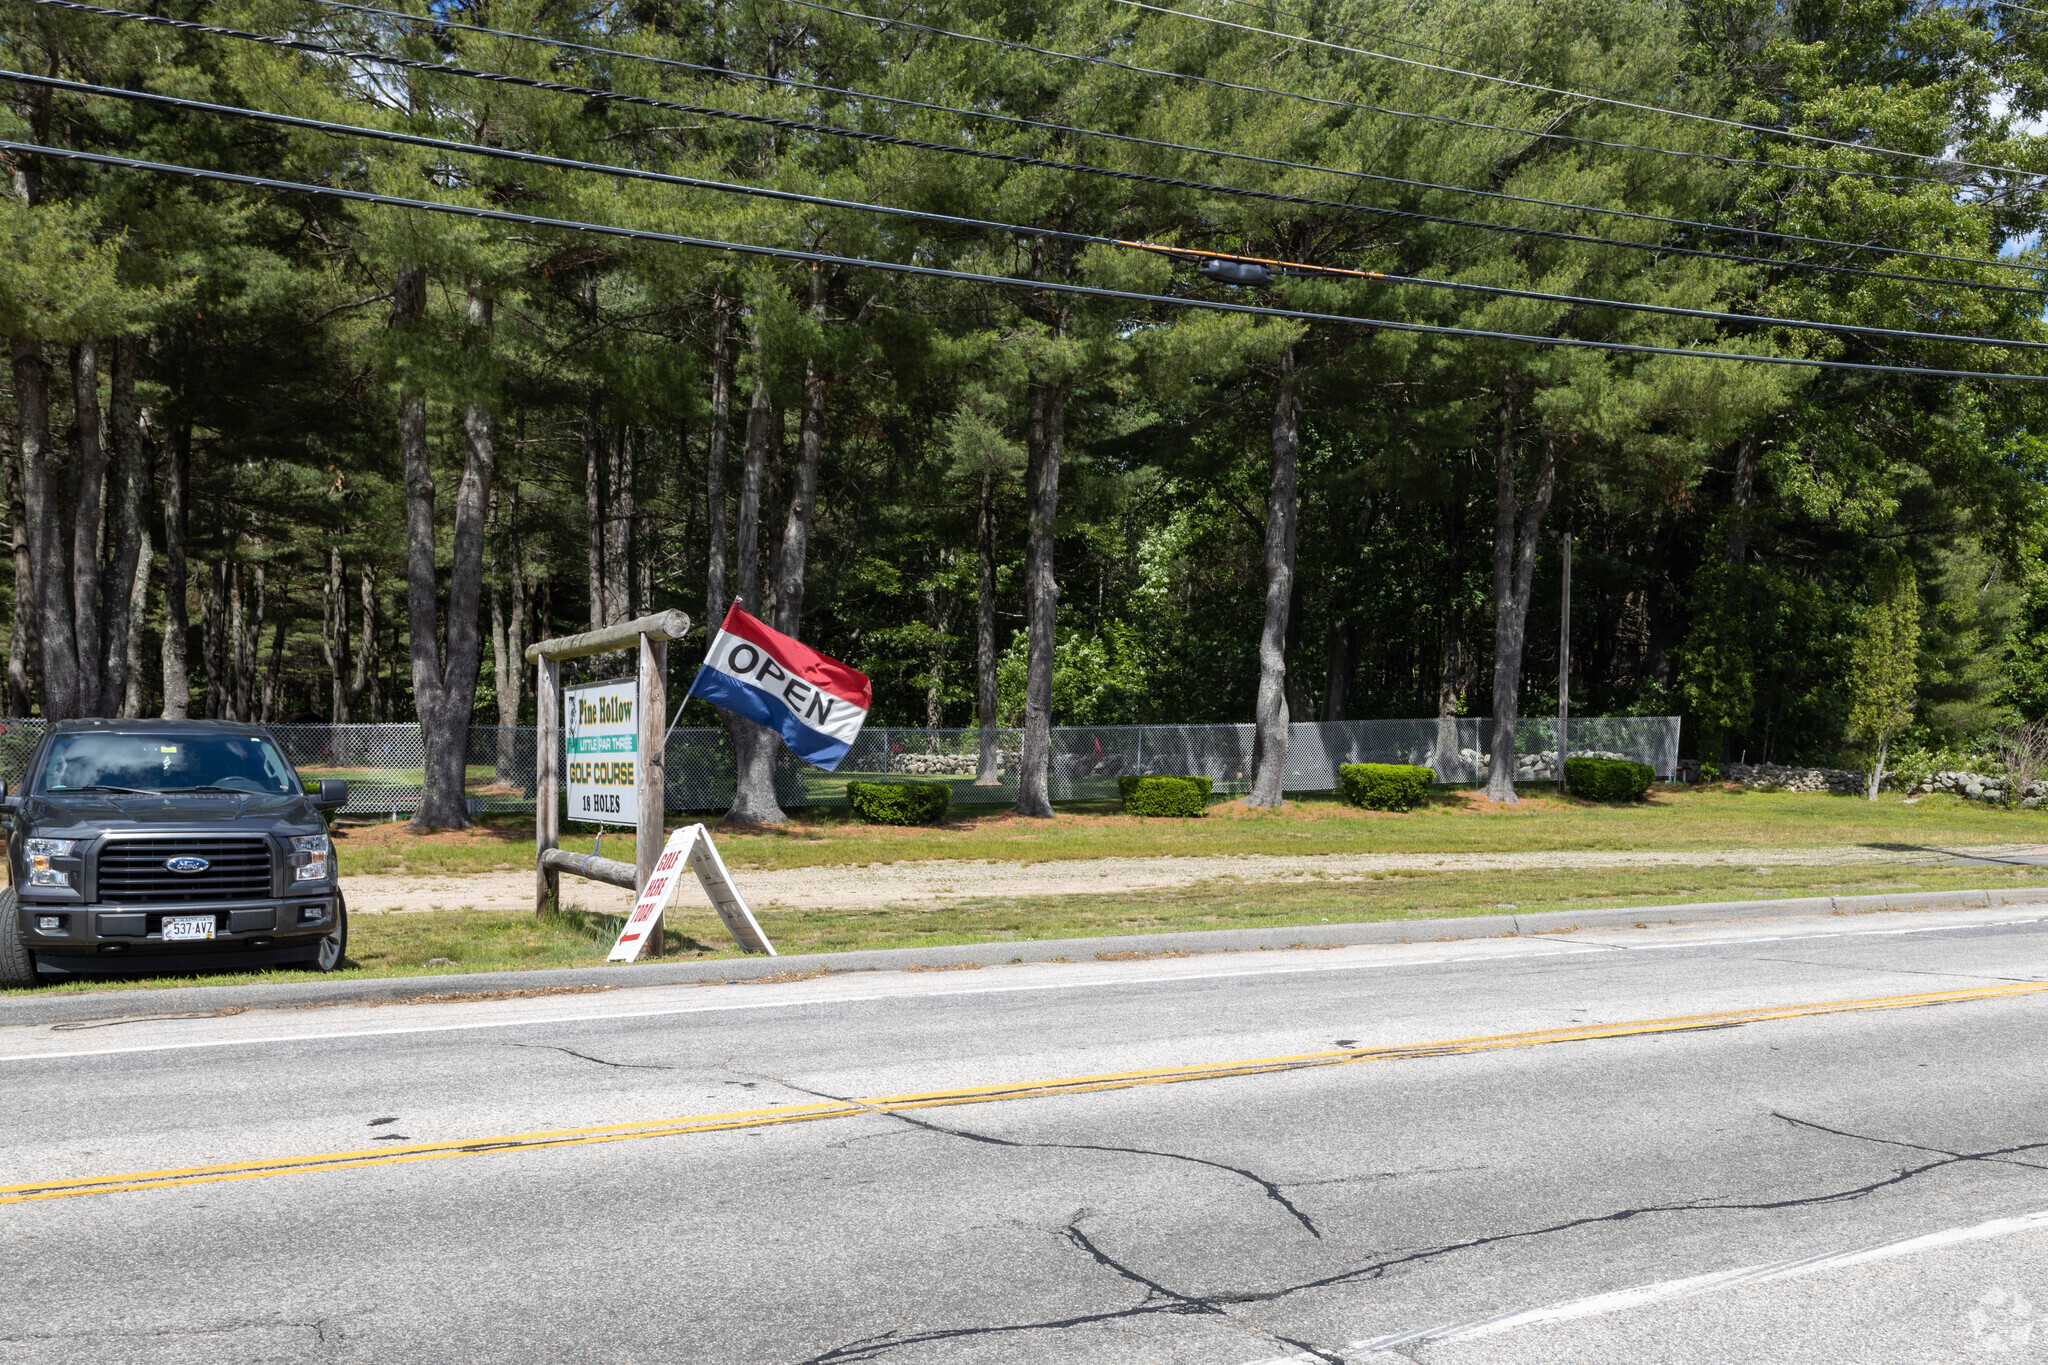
[0,715,1677,815]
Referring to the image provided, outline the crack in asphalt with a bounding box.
[1743,956,2037,984]
[786,1112,2048,1364]
[0,1318,332,1344]
[795,1219,1345,1364]
[507,1043,674,1071]
[742,1069,1322,1237]
[1773,1111,2048,1172]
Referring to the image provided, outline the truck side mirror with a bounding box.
[313,779,348,811]
[0,779,16,812]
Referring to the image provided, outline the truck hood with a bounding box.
[23,791,321,833]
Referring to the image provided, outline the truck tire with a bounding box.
[302,900,348,974]
[0,888,39,988]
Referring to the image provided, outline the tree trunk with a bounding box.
[159,422,191,718]
[722,327,783,826]
[1248,346,1303,809]
[706,293,732,627]
[606,426,635,624]
[231,563,258,722]
[770,279,828,640]
[320,552,377,725]
[584,395,606,631]
[1014,376,1066,818]
[260,579,288,722]
[1320,618,1354,723]
[732,271,831,827]
[322,548,349,723]
[68,338,109,717]
[7,441,34,717]
[489,485,526,777]
[974,467,1001,783]
[121,524,152,718]
[408,280,496,830]
[101,335,149,712]
[1719,435,1758,767]
[1432,489,1468,776]
[17,337,82,719]
[202,561,229,719]
[1485,413,1559,805]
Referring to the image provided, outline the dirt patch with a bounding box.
[902,961,985,973]
[734,968,832,985]
[340,842,2048,917]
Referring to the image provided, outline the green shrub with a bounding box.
[1338,763,1432,811]
[1565,757,1654,802]
[1698,761,1721,783]
[844,780,952,825]
[1121,776,1209,817]
[1117,774,1214,803]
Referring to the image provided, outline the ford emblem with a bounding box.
[164,856,211,874]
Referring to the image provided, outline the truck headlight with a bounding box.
[289,834,331,882]
[26,838,73,887]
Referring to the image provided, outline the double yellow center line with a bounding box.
[7,980,2040,1206]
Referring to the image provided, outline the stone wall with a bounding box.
[1723,763,1866,795]
[888,751,1006,777]
[1905,770,2048,807]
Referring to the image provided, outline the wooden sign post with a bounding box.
[528,610,691,953]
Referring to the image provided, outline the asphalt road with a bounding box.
[7,906,2048,1363]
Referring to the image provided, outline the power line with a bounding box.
[781,0,2013,195]
[1109,0,2046,181]
[41,0,2045,297]
[11,138,2045,384]
[292,0,2044,277]
[20,68,2046,353]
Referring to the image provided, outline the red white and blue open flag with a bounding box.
[687,605,872,770]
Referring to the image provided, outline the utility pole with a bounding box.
[1557,533,1572,792]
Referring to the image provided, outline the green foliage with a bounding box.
[1338,764,1433,811]
[1564,758,1654,802]
[0,197,164,340]
[1118,774,1214,802]
[996,626,1152,726]
[844,781,953,827]
[1679,557,1755,761]
[1848,556,1923,768]
[3,0,2046,754]
[1120,776,1209,818]
[1919,539,2020,739]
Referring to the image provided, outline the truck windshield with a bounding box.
[36,733,299,796]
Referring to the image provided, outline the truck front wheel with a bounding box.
[302,902,348,974]
[0,888,39,988]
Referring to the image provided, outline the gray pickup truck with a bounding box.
[0,719,349,987]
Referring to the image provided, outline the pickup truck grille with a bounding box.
[97,837,274,904]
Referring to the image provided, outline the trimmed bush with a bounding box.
[1338,763,1432,811]
[1564,756,1654,802]
[1118,774,1214,803]
[844,780,952,826]
[1121,776,1209,818]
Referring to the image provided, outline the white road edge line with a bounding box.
[1292,1205,2048,1360]
[3,913,2044,1063]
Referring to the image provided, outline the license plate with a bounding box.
[161,914,216,941]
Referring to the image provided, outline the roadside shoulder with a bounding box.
[5,884,2047,1027]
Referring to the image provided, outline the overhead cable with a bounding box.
[40,0,2045,297]
[11,139,2048,384]
[1107,0,2045,181]
[20,69,2046,353]
[291,0,2042,275]
[781,0,2012,194]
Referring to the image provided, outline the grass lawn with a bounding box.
[330,785,2048,877]
[17,856,2048,996]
